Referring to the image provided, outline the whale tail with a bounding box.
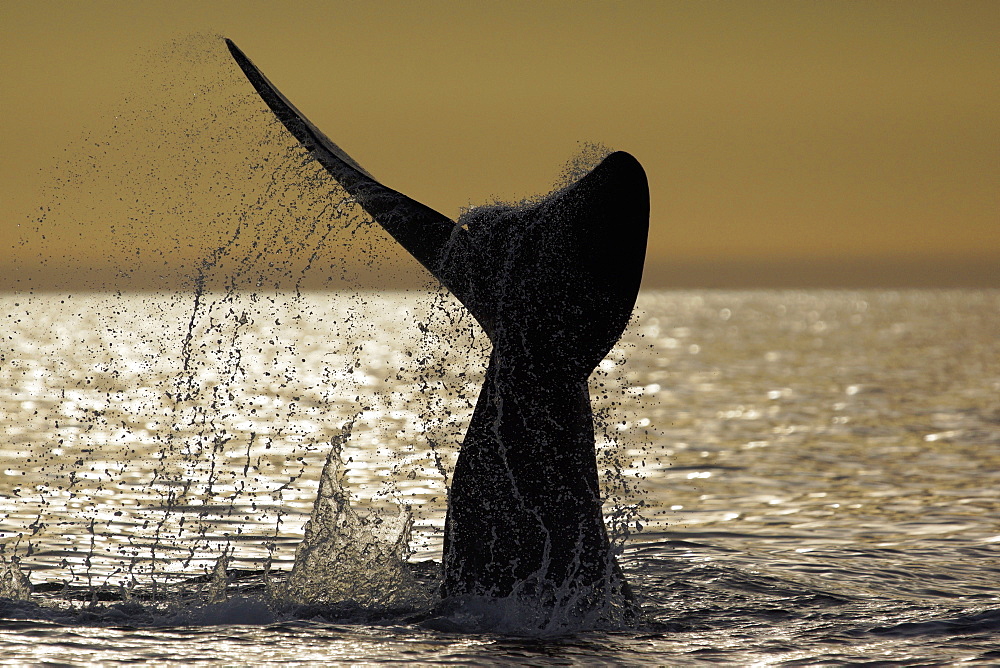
[226,38,649,614]
[225,39,483,321]
[225,38,647,349]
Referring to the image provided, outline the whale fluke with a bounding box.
[226,39,487,327]
[226,38,649,616]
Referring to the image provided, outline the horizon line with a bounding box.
[1,254,996,292]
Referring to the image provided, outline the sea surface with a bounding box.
[2,289,999,664]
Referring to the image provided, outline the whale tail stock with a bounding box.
[226,38,649,617]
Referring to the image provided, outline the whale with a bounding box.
[225,39,649,614]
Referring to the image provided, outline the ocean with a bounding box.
[1,288,999,664]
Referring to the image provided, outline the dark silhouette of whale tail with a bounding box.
[455,149,648,373]
[225,38,647,348]
[226,38,649,618]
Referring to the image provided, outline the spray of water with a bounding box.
[281,420,432,610]
[2,34,648,630]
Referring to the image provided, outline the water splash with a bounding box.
[283,421,433,611]
[0,557,32,601]
[1,34,648,628]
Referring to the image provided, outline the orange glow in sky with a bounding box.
[2,1,997,288]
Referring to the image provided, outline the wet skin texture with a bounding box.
[226,39,649,607]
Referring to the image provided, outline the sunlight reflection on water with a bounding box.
[2,289,1000,663]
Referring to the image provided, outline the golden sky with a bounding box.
[2,0,998,288]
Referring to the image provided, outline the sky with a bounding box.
[2,0,997,289]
